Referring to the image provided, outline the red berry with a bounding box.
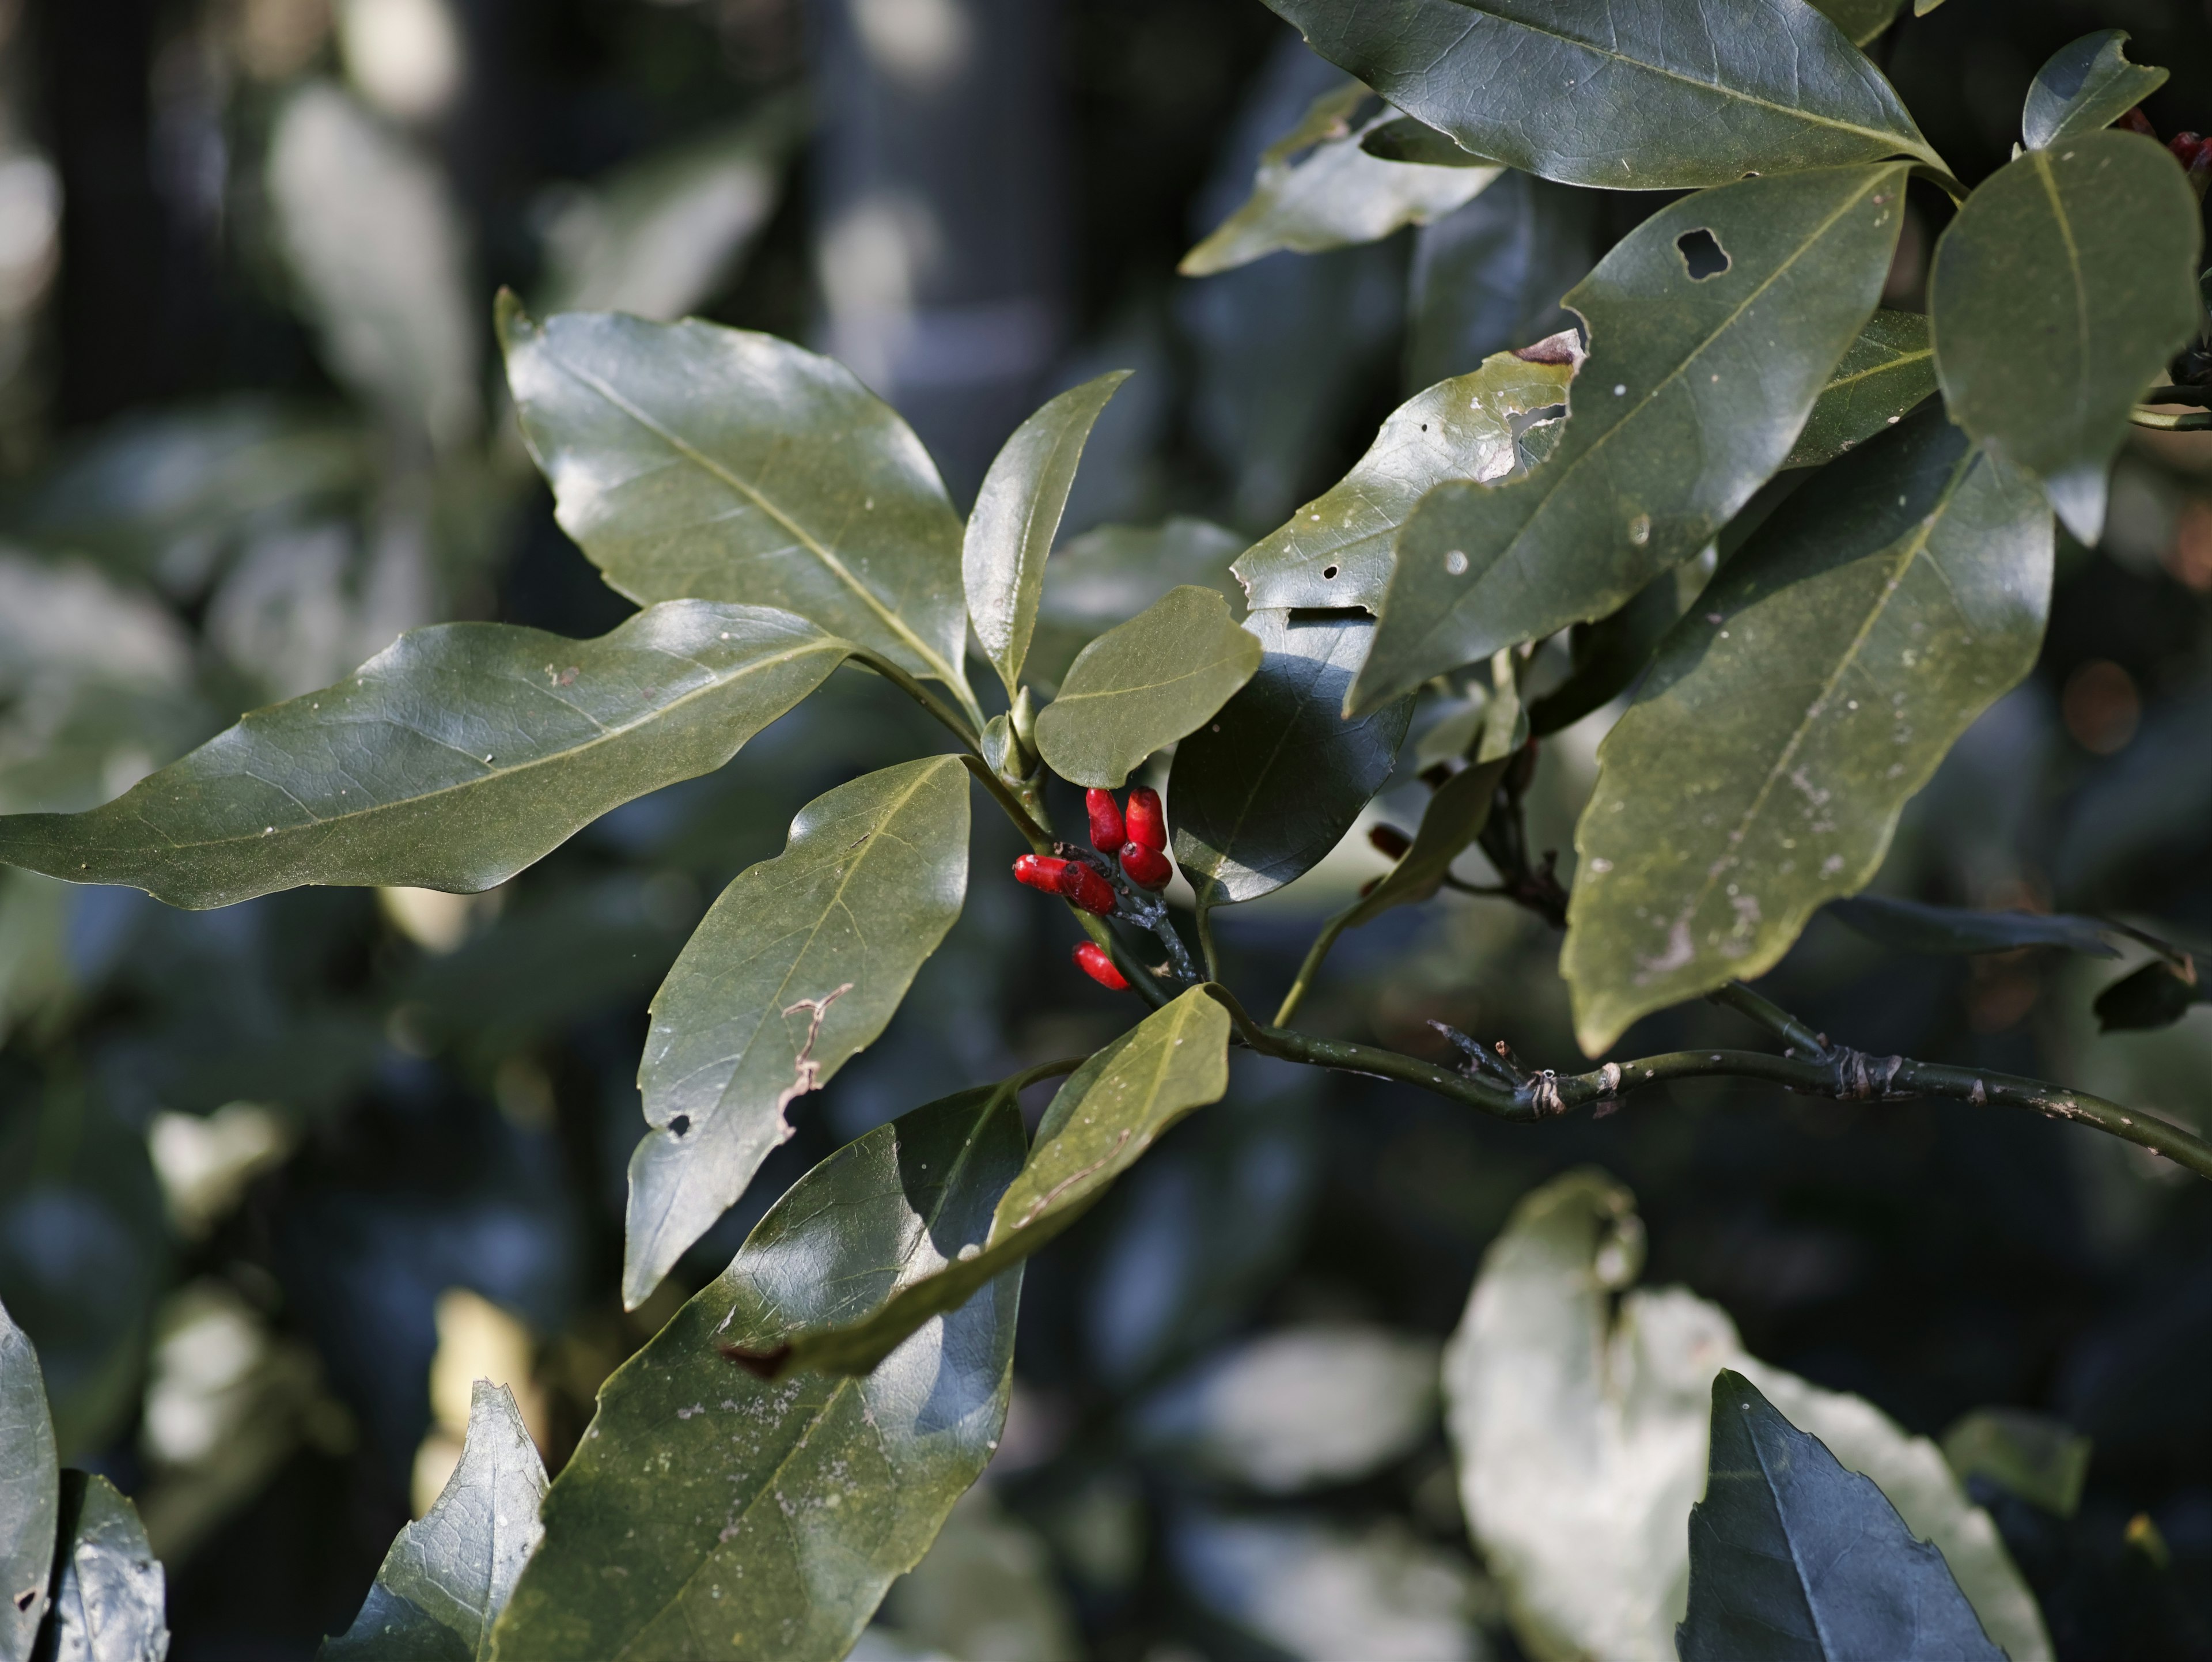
[1085,788,1126,854]
[1013,854,1069,893]
[1126,785,1167,851]
[2171,132,2203,165]
[1058,861,1118,915]
[1120,843,1172,889]
[2122,107,2158,139]
[1369,824,1412,860]
[1073,942,1129,990]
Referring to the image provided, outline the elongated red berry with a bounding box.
[1126,785,1166,851]
[1085,788,1126,854]
[1073,941,1129,990]
[2172,131,2203,165]
[1369,824,1412,860]
[1120,843,1172,889]
[1013,854,1070,893]
[2122,107,2158,139]
[1059,861,1118,915]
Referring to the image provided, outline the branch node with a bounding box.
[1832,1046,1908,1101]
[1521,1069,1565,1116]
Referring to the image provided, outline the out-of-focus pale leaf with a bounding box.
[1406,172,1595,393]
[1028,518,1244,694]
[1181,80,1499,277]
[2022,32,2168,152]
[41,1472,169,1662]
[881,1488,1081,1662]
[1443,1169,2050,1662]
[625,756,969,1308]
[267,83,479,448]
[1785,310,1936,468]
[1942,1409,2092,1519]
[0,1294,56,1658]
[1826,894,2118,957]
[1136,1323,1439,1493]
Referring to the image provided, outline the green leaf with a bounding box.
[0,1297,55,1660]
[1028,518,1247,695]
[1340,754,1512,930]
[1525,575,1681,737]
[625,755,971,1307]
[1810,0,1906,47]
[2093,959,2209,1033]
[747,987,1232,1378]
[489,1087,1024,1662]
[1929,131,2200,543]
[40,1472,168,1662]
[1262,0,1944,191]
[963,372,1131,701]
[1354,163,1911,715]
[1680,1372,2008,1662]
[0,603,846,910]
[1233,349,1577,615]
[1942,1409,2092,1519]
[498,300,972,699]
[1034,588,1263,789]
[1826,894,2118,957]
[1358,116,1496,168]
[2022,32,2169,152]
[1168,612,1413,907]
[1406,171,1596,392]
[1180,80,1499,277]
[323,1382,546,1661]
[1563,412,2051,1054]
[1786,309,1937,468]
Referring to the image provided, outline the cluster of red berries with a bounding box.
[1010,785,1173,991]
[2122,108,2212,194]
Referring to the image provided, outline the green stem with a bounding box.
[847,649,983,751]
[1274,903,1356,1027]
[957,755,1054,850]
[1195,894,1222,982]
[1708,980,1831,1058]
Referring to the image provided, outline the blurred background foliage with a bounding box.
[1,0,2211,1656]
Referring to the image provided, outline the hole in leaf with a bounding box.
[1321,565,1339,580]
[669,1114,691,1137]
[1676,228,1730,280]
[13,1592,33,1612]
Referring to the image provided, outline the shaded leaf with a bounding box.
[1262,0,1942,190]
[1234,350,1575,615]
[1356,164,1910,714]
[1563,412,2051,1054]
[1810,0,1908,47]
[2022,32,2168,152]
[1028,518,1246,695]
[626,756,970,1308]
[488,1088,1022,1662]
[0,1297,54,1660]
[1942,1409,2092,1519]
[1358,116,1495,168]
[751,988,1232,1378]
[499,301,971,697]
[1786,310,1937,468]
[1180,80,1499,277]
[964,372,1131,701]
[1929,131,2200,543]
[1406,171,1596,393]
[1826,894,2118,957]
[2093,959,2208,1033]
[1034,588,1263,789]
[40,1473,168,1662]
[1680,1372,2006,1662]
[1344,755,1513,929]
[322,1382,545,1661]
[1169,612,1413,906]
[1526,575,1680,737]
[0,603,846,910]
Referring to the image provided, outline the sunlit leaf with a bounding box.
[0,603,847,910]
[1406,171,1596,393]
[1028,518,1246,695]
[490,1088,1022,1662]
[41,1472,168,1662]
[1930,131,2199,542]
[1786,310,1937,468]
[1825,893,2118,957]
[0,1295,56,1660]
[1355,164,1910,714]
[626,756,969,1307]
[2021,32,2168,152]
[1942,1408,2092,1519]
[1564,412,2051,1054]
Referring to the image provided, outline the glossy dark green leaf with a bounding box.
[964,372,1130,701]
[1810,0,1907,47]
[1565,412,2052,1053]
[1787,311,1937,468]
[1679,1371,2006,1662]
[0,1296,55,1660]
[1929,132,2200,543]
[490,1087,1023,1662]
[1262,0,1942,190]
[1355,164,1911,715]
[752,988,1232,1378]
[498,300,972,701]
[1028,519,1247,695]
[0,603,846,910]
[1233,350,1576,615]
[2093,959,2208,1033]
[1169,612,1414,906]
[323,1382,545,1661]
[1034,588,1263,789]
[1180,81,1499,277]
[1344,754,1512,930]
[626,755,971,1307]
[1827,894,2118,957]
[40,1473,167,1662]
[1525,576,1680,737]
[2022,32,2168,152]
[1358,116,1495,168]
[1405,171,1596,392]
[1942,1409,2092,1519]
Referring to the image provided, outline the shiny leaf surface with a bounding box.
[964,372,1130,701]
[1028,518,1247,695]
[0,1296,55,1660]
[1262,0,1942,190]
[0,603,846,910]
[499,300,971,696]
[41,1473,168,1662]
[2022,32,2168,152]
[626,756,970,1307]
[1825,893,2118,957]
[1034,588,1263,789]
[491,1088,1021,1662]
[1930,132,2200,543]
[1356,164,1909,714]
[1169,612,1413,906]
[1786,310,1936,468]
[1565,412,2052,1053]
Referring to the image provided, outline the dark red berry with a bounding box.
[1073,942,1130,990]
[2171,132,2203,165]
[1059,861,1118,915]
[1013,854,1070,893]
[2122,107,2158,139]
[1369,824,1412,860]
[1085,788,1126,854]
[1418,762,1453,791]
[1126,785,1167,851]
[1120,843,1172,889]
